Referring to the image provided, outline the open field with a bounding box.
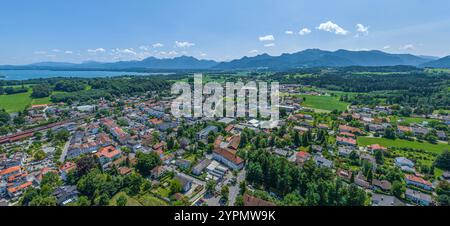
[109,192,142,206]
[299,94,349,112]
[0,89,66,113]
[357,137,450,154]
[389,116,440,125]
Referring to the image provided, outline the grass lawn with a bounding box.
[298,94,349,112]
[0,89,66,113]
[153,187,171,198]
[389,116,439,125]
[137,193,168,206]
[357,137,450,154]
[110,192,142,206]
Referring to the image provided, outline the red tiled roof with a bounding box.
[336,136,356,145]
[96,146,122,159]
[60,162,77,172]
[406,174,432,186]
[214,147,244,165]
[0,166,21,176]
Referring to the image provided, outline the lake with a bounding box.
[0,70,172,80]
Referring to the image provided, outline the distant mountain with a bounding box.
[1,49,443,71]
[420,55,450,68]
[214,49,433,70]
[0,56,219,70]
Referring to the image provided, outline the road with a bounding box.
[228,169,246,206]
[59,136,71,163]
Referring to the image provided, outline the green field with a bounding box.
[357,137,450,154]
[299,94,349,112]
[110,192,142,206]
[0,89,66,113]
[389,116,439,125]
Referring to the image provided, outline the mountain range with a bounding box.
[2,49,450,71]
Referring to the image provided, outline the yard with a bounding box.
[109,192,142,206]
[357,137,450,154]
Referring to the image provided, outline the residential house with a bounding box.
[405,174,433,191]
[174,174,192,193]
[243,193,276,206]
[53,185,79,206]
[372,194,405,206]
[405,188,432,206]
[196,126,218,140]
[95,146,122,169]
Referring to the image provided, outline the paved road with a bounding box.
[59,136,71,163]
[228,169,246,206]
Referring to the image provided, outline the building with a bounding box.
[372,194,405,206]
[405,188,432,206]
[59,162,76,181]
[53,185,79,206]
[405,174,433,191]
[196,126,218,140]
[313,155,333,168]
[395,157,415,172]
[336,136,357,146]
[174,174,192,193]
[192,159,212,176]
[296,151,311,166]
[95,146,122,168]
[213,147,244,170]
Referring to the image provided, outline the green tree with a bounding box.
[136,152,161,177]
[170,180,183,194]
[117,195,128,206]
[434,150,450,171]
[391,181,405,198]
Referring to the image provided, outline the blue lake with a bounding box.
[0,70,171,80]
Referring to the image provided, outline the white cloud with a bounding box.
[52,49,61,53]
[112,48,137,55]
[152,43,164,48]
[400,44,415,50]
[264,43,275,47]
[299,28,312,35]
[175,41,195,48]
[199,52,207,57]
[355,24,369,37]
[159,51,179,56]
[248,50,259,54]
[285,31,294,35]
[88,48,106,53]
[383,45,391,50]
[64,51,73,54]
[259,35,275,41]
[316,21,348,35]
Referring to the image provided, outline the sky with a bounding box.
[1,0,450,65]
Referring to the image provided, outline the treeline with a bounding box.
[245,149,367,206]
[0,86,28,95]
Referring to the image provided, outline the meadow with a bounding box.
[357,137,450,154]
[298,94,349,112]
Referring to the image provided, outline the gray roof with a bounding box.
[372,194,405,206]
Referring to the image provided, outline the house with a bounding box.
[243,193,276,206]
[354,171,371,189]
[395,157,415,172]
[368,144,388,153]
[53,185,79,206]
[313,155,333,168]
[336,169,352,181]
[336,136,356,146]
[7,181,33,198]
[372,194,405,206]
[176,159,191,170]
[0,166,21,180]
[339,125,363,135]
[59,162,76,181]
[397,125,412,136]
[150,166,167,179]
[338,146,353,157]
[296,151,311,166]
[118,167,132,176]
[372,179,392,192]
[95,146,122,168]
[310,145,323,153]
[412,127,430,136]
[405,174,433,191]
[213,147,244,170]
[192,159,212,176]
[174,174,192,193]
[405,188,432,206]
[196,126,218,140]
[437,131,448,141]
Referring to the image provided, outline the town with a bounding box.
[0,69,449,207]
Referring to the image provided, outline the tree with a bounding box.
[206,180,216,194]
[374,150,384,165]
[391,181,405,198]
[136,152,161,177]
[31,84,52,98]
[170,180,182,194]
[221,185,229,201]
[55,129,70,142]
[76,156,99,177]
[117,195,128,206]
[0,109,10,126]
[34,149,46,161]
[383,127,396,139]
[434,150,450,171]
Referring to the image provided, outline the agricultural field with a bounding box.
[0,89,66,113]
[298,94,349,112]
[357,137,450,154]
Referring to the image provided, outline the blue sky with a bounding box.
[1,0,450,64]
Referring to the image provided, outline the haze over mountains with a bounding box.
[2,49,450,71]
